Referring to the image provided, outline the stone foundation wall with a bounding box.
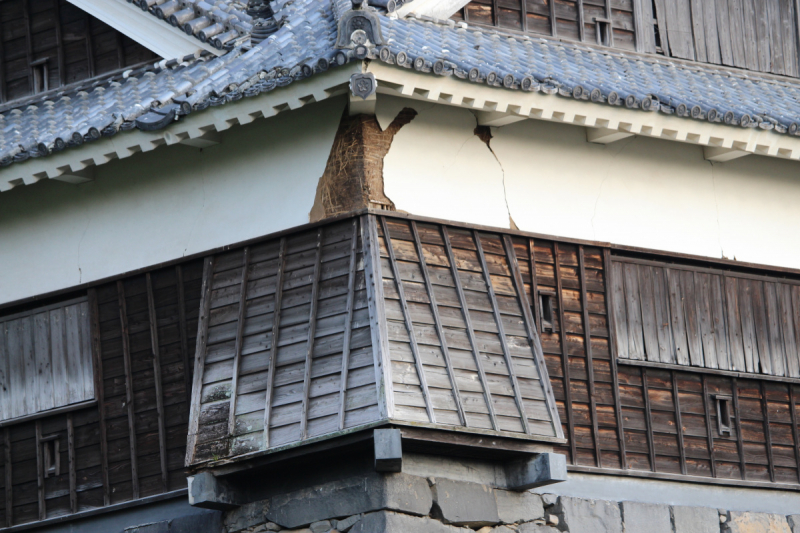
[222,474,800,533]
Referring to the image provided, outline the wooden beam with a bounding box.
[175,266,192,406]
[577,0,585,41]
[228,248,251,437]
[300,231,324,440]
[35,421,45,520]
[578,246,602,467]
[553,243,576,459]
[67,413,77,514]
[671,371,687,475]
[115,29,125,71]
[117,281,139,499]
[87,289,110,505]
[732,377,747,480]
[146,273,169,492]
[0,36,6,103]
[186,257,215,465]
[381,217,436,423]
[641,368,658,472]
[602,249,628,470]
[549,0,557,36]
[84,11,95,79]
[412,221,467,427]
[790,384,800,484]
[520,0,528,32]
[338,220,359,431]
[474,230,531,434]
[701,374,718,478]
[528,240,542,333]
[4,428,11,526]
[361,215,394,420]
[263,239,287,448]
[704,146,750,162]
[441,226,499,430]
[760,381,776,482]
[23,0,34,95]
[504,235,564,439]
[586,127,635,144]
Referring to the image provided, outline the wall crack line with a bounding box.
[473,124,513,228]
[590,137,636,240]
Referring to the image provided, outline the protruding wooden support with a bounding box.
[586,127,634,144]
[349,91,377,116]
[53,167,95,184]
[703,146,750,162]
[505,453,568,491]
[475,111,527,127]
[188,471,244,510]
[180,132,222,148]
[374,428,402,473]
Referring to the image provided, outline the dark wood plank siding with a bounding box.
[455,0,800,78]
[0,259,201,528]
[0,0,157,105]
[187,219,379,464]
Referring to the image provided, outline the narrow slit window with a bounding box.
[41,435,60,478]
[31,59,49,94]
[714,395,733,436]
[539,292,556,333]
[594,17,612,46]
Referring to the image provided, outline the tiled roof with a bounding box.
[136,0,254,49]
[4,0,800,170]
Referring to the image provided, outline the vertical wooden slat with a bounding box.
[4,428,11,526]
[504,236,563,439]
[145,273,169,492]
[554,243,576,456]
[528,240,541,331]
[666,269,690,366]
[0,38,6,103]
[641,368,657,472]
[22,0,34,94]
[610,261,630,359]
[549,0,558,36]
[442,227,498,431]
[54,0,66,87]
[67,413,77,514]
[653,0,670,54]
[87,289,110,506]
[701,375,717,478]
[35,421,45,520]
[623,263,645,359]
[725,276,746,372]
[227,248,251,436]
[176,266,192,406]
[263,239,287,448]
[338,220,359,430]
[117,281,139,499]
[578,246,602,466]
[520,0,528,32]
[83,11,95,78]
[475,231,530,434]
[186,257,216,465]
[115,31,125,71]
[300,230,324,440]
[789,384,800,484]
[638,266,660,361]
[672,371,687,475]
[413,221,467,427]
[362,216,393,420]
[381,218,435,423]
[732,378,747,480]
[577,0,585,42]
[760,381,776,482]
[603,250,628,469]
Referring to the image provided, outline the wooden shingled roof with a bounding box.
[185,214,563,468]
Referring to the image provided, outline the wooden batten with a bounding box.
[185,215,565,470]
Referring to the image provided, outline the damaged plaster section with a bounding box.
[310,107,417,221]
[381,97,511,229]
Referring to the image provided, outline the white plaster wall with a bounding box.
[0,97,344,306]
[381,96,800,271]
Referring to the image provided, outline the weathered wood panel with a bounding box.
[611,257,800,377]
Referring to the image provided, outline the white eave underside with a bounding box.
[4,62,800,192]
[68,0,222,60]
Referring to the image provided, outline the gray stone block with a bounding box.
[494,490,545,524]
[225,500,270,532]
[333,515,362,532]
[431,478,499,527]
[672,505,721,533]
[725,511,791,533]
[310,520,333,533]
[788,515,800,533]
[374,429,403,472]
[517,524,560,533]
[505,453,568,491]
[620,501,671,533]
[189,472,244,511]
[125,522,170,533]
[267,473,432,529]
[555,496,622,533]
[350,511,471,533]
